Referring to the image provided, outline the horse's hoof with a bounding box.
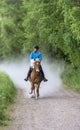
[29,92,32,94]
[31,95,35,98]
[28,93,32,98]
[36,97,38,100]
[28,93,35,98]
[35,96,39,100]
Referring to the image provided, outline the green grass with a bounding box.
[0,72,16,126]
[62,65,80,92]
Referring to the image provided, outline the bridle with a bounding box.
[34,61,41,73]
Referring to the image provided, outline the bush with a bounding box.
[0,72,16,126]
[62,65,80,92]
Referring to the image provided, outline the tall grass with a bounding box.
[0,72,16,126]
[62,65,80,92]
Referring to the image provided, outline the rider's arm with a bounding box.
[30,52,34,60]
[30,52,35,68]
[38,52,42,62]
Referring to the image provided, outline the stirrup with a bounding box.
[24,78,28,81]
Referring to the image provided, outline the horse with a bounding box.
[29,60,43,99]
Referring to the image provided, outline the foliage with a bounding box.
[62,65,80,91]
[0,72,16,126]
[0,0,24,59]
[0,0,80,90]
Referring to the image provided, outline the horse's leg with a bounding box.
[29,82,34,94]
[37,84,40,97]
[36,84,40,99]
[34,87,35,96]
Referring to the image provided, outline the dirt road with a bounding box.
[7,88,80,130]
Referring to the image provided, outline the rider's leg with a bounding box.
[40,66,48,82]
[24,67,33,81]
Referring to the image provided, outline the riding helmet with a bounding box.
[34,45,39,50]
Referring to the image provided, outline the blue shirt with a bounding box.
[30,51,42,62]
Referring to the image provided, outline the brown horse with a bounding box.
[29,60,43,99]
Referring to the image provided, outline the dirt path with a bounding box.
[6,88,80,130]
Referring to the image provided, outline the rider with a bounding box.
[24,45,48,82]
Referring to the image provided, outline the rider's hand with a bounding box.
[36,58,40,62]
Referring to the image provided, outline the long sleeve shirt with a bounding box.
[30,51,42,62]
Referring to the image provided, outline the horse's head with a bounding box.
[34,60,41,73]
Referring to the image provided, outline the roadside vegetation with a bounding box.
[0,72,16,126]
[0,0,80,92]
[62,66,80,92]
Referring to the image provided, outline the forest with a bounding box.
[0,0,80,90]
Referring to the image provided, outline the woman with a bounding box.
[24,45,48,82]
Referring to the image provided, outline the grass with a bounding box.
[62,65,80,92]
[0,72,16,126]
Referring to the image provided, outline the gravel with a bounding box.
[7,88,80,130]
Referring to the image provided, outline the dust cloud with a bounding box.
[0,59,64,97]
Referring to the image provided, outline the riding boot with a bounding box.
[24,67,33,81]
[40,66,48,82]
